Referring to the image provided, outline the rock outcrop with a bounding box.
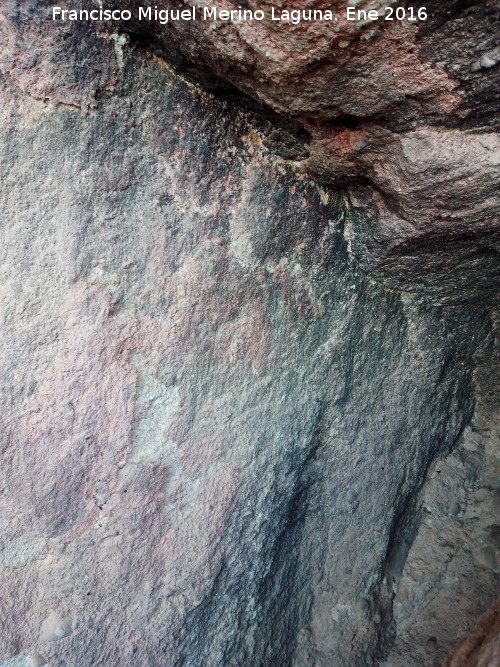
[0,2,498,666]
[113,0,500,303]
[2,1,499,301]
[384,323,499,666]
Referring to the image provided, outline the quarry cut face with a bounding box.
[0,46,493,666]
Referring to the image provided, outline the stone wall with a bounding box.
[0,3,498,666]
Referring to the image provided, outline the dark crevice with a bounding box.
[416,0,490,39]
[391,229,500,256]
[118,32,313,154]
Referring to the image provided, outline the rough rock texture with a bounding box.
[108,0,500,303]
[0,0,117,108]
[384,320,499,666]
[0,3,499,667]
[443,598,500,667]
[1,2,498,302]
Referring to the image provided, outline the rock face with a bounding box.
[384,327,499,666]
[111,0,500,303]
[443,598,500,667]
[2,2,499,302]
[0,3,498,667]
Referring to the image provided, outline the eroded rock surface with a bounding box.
[2,1,498,303]
[109,0,500,303]
[0,4,498,667]
[384,322,499,666]
[0,0,117,107]
[443,598,500,667]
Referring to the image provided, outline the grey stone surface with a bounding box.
[110,0,500,305]
[2,1,499,305]
[385,321,499,666]
[0,34,497,667]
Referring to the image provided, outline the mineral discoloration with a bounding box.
[443,598,500,667]
[2,1,498,301]
[0,5,498,666]
[385,323,500,665]
[0,1,117,108]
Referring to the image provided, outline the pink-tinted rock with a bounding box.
[0,0,117,108]
[443,598,500,667]
[2,1,498,301]
[0,5,498,667]
[112,0,500,302]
